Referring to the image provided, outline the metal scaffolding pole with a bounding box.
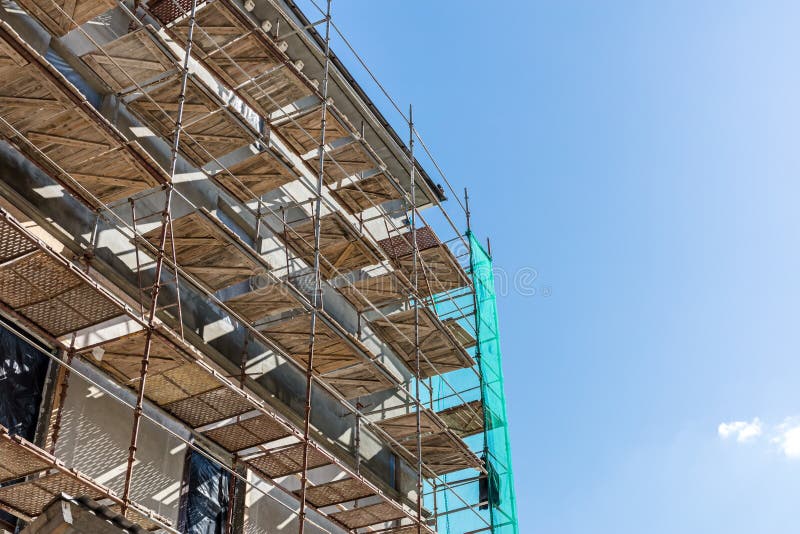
[47,347,74,455]
[298,1,332,532]
[120,0,197,516]
[410,104,424,534]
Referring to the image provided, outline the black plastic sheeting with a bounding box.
[479,456,501,511]
[0,323,49,439]
[180,451,231,534]
[0,323,50,528]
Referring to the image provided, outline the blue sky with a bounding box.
[301,1,800,532]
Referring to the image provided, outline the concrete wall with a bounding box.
[54,361,189,526]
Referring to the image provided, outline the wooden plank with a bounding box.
[305,141,376,187]
[337,270,411,311]
[331,172,404,215]
[16,0,116,37]
[127,75,254,167]
[168,0,312,115]
[0,23,164,204]
[323,362,392,398]
[59,146,161,203]
[0,96,62,108]
[261,312,392,398]
[81,28,176,93]
[276,106,351,155]
[169,0,249,57]
[375,409,482,475]
[204,33,281,89]
[224,283,300,323]
[280,212,381,278]
[369,307,474,379]
[437,400,484,438]
[239,61,312,117]
[141,210,263,292]
[26,131,111,149]
[212,149,296,202]
[261,313,360,375]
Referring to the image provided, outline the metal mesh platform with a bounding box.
[161,386,254,428]
[247,443,330,479]
[297,477,375,508]
[0,214,124,337]
[86,328,216,398]
[0,439,50,484]
[202,414,292,452]
[0,22,163,204]
[0,472,105,519]
[329,502,406,530]
[0,426,166,529]
[370,307,475,379]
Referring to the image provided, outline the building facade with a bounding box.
[0,1,517,533]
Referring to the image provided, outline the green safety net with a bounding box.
[424,231,518,534]
[469,230,519,534]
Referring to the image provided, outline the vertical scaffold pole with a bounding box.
[298,1,332,532]
[410,105,424,534]
[48,347,74,455]
[465,187,492,529]
[121,0,197,516]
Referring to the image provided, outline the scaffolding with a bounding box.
[0,0,517,532]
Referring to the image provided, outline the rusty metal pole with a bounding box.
[298,1,332,532]
[121,0,197,516]
[48,347,74,455]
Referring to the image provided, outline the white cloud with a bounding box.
[772,421,800,459]
[718,418,762,443]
